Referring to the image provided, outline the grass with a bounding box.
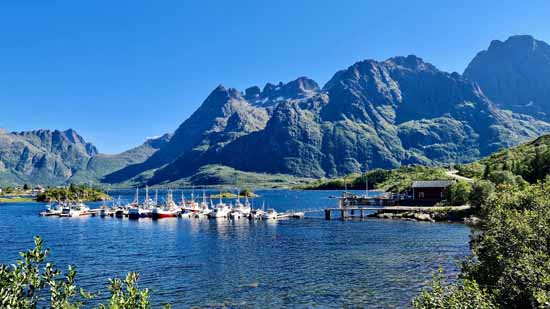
[0,197,35,203]
[298,165,452,193]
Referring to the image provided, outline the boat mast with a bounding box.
[145,186,149,207]
[134,188,139,205]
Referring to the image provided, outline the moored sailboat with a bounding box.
[152,189,180,219]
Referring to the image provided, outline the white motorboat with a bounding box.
[261,208,278,220]
[41,201,63,216]
[129,187,153,219]
[208,195,231,218]
[60,202,90,217]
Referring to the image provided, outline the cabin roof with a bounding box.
[412,180,454,188]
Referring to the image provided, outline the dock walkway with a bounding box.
[324,205,470,220]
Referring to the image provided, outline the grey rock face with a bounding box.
[0,129,169,186]
[136,54,550,184]
[464,35,550,120]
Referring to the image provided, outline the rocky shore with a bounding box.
[369,206,480,226]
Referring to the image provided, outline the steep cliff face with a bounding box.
[193,55,548,179]
[103,78,317,183]
[464,35,550,121]
[8,35,550,186]
[137,55,550,184]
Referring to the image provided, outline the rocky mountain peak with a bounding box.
[246,77,320,108]
[464,35,550,121]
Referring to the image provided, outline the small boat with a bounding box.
[129,187,154,219]
[60,202,90,217]
[208,194,231,218]
[249,209,265,220]
[199,190,211,216]
[99,205,110,217]
[231,192,251,219]
[261,208,278,220]
[114,207,126,218]
[249,201,266,220]
[40,201,63,216]
[184,191,201,213]
[152,189,180,219]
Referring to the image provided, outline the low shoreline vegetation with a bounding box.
[414,179,550,308]
[297,166,452,193]
[36,184,111,203]
[0,236,169,308]
[0,197,35,203]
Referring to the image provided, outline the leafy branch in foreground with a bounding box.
[414,178,550,308]
[0,236,163,308]
[412,268,495,309]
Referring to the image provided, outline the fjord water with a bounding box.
[0,189,470,308]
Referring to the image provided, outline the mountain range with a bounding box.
[2,34,550,186]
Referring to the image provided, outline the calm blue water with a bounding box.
[0,189,471,308]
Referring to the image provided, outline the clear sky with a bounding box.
[1,0,549,153]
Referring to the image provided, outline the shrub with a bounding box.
[412,268,495,309]
[444,181,471,206]
[0,236,163,308]
[469,180,495,208]
[464,180,550,308]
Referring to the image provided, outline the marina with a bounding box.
[39,188,310,222]
[1,189,472,308]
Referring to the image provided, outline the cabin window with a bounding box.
[419,192,425,199]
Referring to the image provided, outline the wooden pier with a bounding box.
[323,205,470,220]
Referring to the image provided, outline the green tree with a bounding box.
[469,180,495,208]
[412,268,495,309]
[23,184,29,191]
[488,170,525,186]
[444,181,471,206]
[464,180,550,307]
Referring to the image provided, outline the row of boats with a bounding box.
[41,188,280,220]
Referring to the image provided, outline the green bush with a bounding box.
[444,181,471,206]
[0,237,164,308]
[412,268,495,309]
[464,180,550,308]
[469,180,495,208]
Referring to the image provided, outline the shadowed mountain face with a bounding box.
[0,129,169,186]
[104,50,550,185]
[5,35,550,186]
[147,55,547,182]
[464,35,550,121]
[103,77,319,184]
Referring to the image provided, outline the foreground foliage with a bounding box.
[413,269,496,309]
[415,179,550,308]
[0,236,162,308]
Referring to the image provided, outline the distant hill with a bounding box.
[460,134,550,184]
[0,129,170,186]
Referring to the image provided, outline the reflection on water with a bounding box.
[0,190,470,308]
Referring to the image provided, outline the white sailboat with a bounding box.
[208,193,231,218]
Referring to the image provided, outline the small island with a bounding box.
[209,188,258,199]
[36,184,111,203]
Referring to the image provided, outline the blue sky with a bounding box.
[1,0,549,153]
